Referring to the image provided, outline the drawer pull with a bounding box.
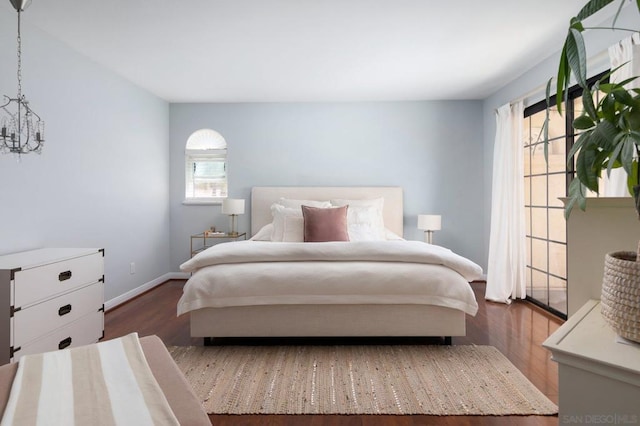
[58,271,72,282]
[58,337,72,350]
[58,304,72,316]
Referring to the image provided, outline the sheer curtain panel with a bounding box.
[486,101,526,303]
[602,32,640,196]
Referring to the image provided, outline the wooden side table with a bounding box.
[190,232,247,257]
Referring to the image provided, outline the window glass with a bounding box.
[184,129,228,201]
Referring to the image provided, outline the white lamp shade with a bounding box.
[221,198,245,215]
[418,214,441,231]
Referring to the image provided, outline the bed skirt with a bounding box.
[191,304,466,339]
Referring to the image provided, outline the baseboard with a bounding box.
[168,271,190,280]
[105,272,190,311]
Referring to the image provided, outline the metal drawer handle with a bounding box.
[58,337,72,350]
[58,271,72,282]
[58,304,72,316]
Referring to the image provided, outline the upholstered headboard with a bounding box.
[250,187,404,237]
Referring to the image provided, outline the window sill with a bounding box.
[182,198,223,206]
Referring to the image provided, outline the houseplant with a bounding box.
[550,0,640,342]
[555,0,640,218]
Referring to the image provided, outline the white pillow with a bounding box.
[270,204,303,241]
[282,215,304,242]
[330,198,386,241]
[277,198,331,209]
[250,224,274,241]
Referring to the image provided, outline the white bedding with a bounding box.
[178,240,482,317]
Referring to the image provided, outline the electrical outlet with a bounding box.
[130,262,136,275]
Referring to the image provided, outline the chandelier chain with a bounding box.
[16,10,22,99]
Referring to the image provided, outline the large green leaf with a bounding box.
[565,178,587,219]
[607,136,625,176]
[618,112,627,130]
[599,83,615,93]
[576,0,616,20]
[541,118,549,162]
[605,76,639,89]
[594,149,610,174]
[619,135,636,175]
[612,88,636,107]
[574,114,595,129]
[601,93,617,122]
[556,45,569,113]
[582,86,597,120]
[592,121,619,150]
[578,186,587,211]
[567,131,592,167]
[576,144,600,191]
[599,63,631,85]
[621,109,640,132]
[566,28,588,89]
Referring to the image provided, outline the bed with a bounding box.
[178,186,482,343]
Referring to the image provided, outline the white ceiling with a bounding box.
[3,0,600,102]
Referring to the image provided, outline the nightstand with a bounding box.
[543,300,640,423]
[190,232,247,257]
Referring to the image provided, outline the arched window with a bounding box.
[185,129,227,202]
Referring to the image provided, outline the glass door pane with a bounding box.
[523,110,567,317]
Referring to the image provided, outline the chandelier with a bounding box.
[1,0,44,156]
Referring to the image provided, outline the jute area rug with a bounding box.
[168,344,558,416]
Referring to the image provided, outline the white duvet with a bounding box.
[178,240,482,316]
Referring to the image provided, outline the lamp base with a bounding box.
[229,214,238,236]
[424,230,434,244]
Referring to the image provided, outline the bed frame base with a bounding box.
[202,336,453,346]
[192,304,466,344]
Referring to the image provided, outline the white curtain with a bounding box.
[601,32,640,197]
[485,101,526,304]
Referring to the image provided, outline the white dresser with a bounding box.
[543,300,640,424]
[0,248,104,364]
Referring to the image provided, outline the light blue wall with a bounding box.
[7,4,631,302]
[0,9,171,301]
[170,101,484,271]
[481,6,640,262]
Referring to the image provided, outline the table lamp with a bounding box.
[222,198,245,236]
[418,214,441,244]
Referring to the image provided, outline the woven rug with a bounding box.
[168,345,558,416]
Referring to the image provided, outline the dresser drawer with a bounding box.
[13,251,104,308]
[13,281,103,348]
[13,310,103,362]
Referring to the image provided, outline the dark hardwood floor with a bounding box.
[104,280,563,425]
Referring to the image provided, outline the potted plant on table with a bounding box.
[550,0,640,342]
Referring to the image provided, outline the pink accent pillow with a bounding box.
[302,205,350,242]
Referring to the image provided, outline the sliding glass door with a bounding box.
[523,106,568,318]
[523,72,608,319]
